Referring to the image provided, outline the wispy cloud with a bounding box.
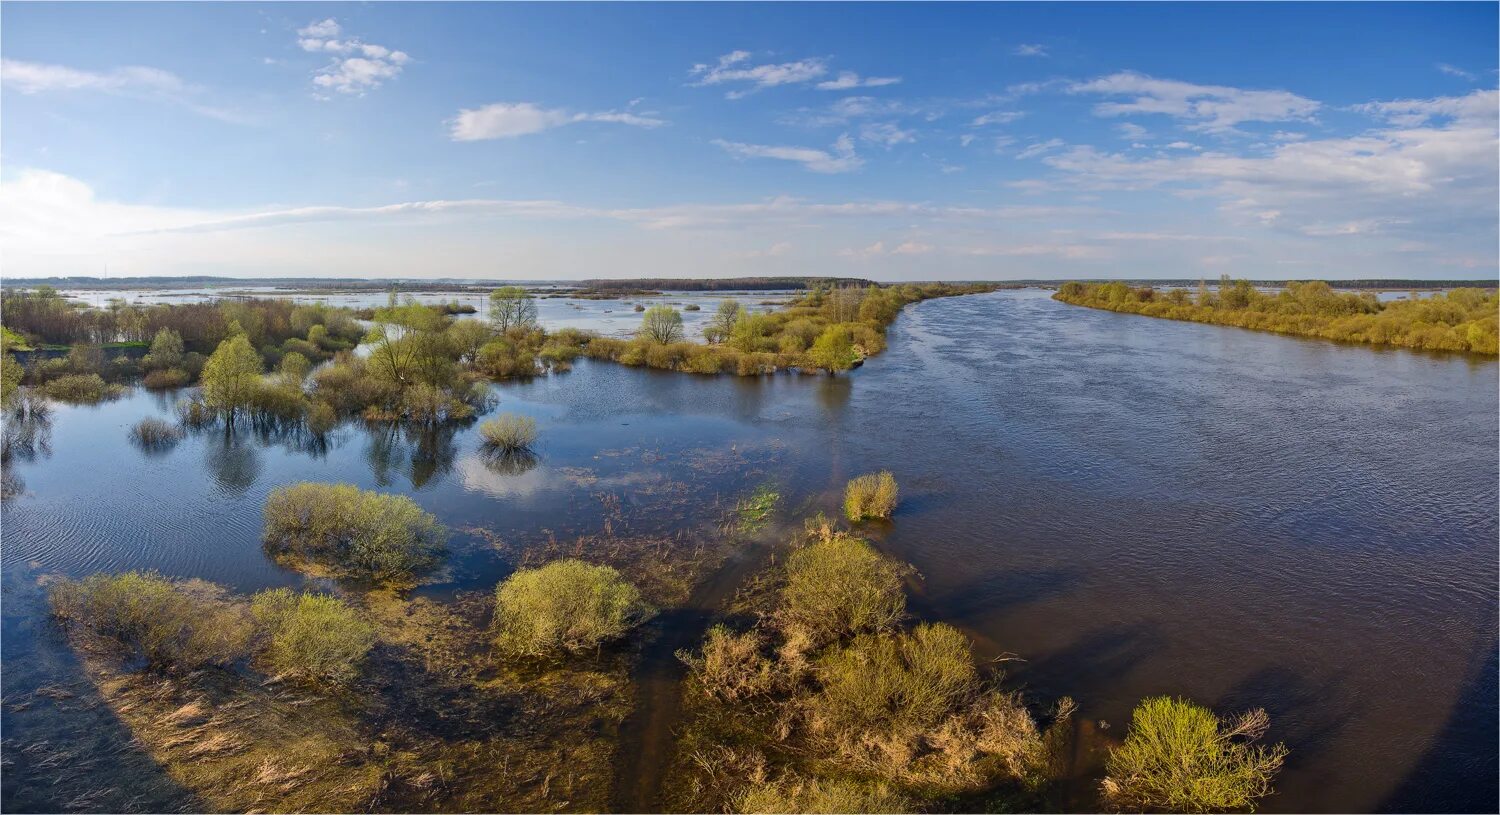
[1437,63,1476,81]
[296,18,410,96]
[0,58,251,123]
[449,102,665,141]
[1070,71,1320,132]
[816,71,901,91]
[1013,44,1048,57]
[712,134,863,173]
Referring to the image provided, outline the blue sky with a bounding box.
[2,2,1496,280]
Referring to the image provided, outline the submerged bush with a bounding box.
[141,368,190,390]
[1102,696,1287,813]
[681,624,778,702]
[492,559,653,656]
[734,775,912,814]
[48,571,253,671]
[843,471,898,522]
[250,588,375,687]
[781,535,905,642]
[262,482,447,581]
[479,413,537,451]
[42,373,123,403]
[129,417,184,451]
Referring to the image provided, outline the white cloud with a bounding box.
[816,71,901,91]
[296,18,410,96]
[1116,122,1149,140]
[892,241,934,255]
[690,51,827,97]
[1437,63,1476,81]
[1016,138,1065,159]
[1070,71,1320,132]
[971,110,1026,126]
[449,102,666,141]
[859,122,915,148]
[712,134,863,173]
[0,58,249,123]
[1165,141,1200,150]
[1014,44,1048,57]
[1039,89,1498,249]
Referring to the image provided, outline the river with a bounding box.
[3,289,1495,812]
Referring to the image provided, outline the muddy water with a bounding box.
[3,289,1496,812]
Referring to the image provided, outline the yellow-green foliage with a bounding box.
[480,412,538,451]
[200,334,263,419]
[250,588,375,687]
[48,571,253,670]
[41,373,124,403]
[1102,696,1288,813]
[1055,280,1499,355]
[843,471,898,522]
[680,624,778,702]
[492,559,654,657]
[781,535,905,642]
[129,417,183,450]
[262,482,447,581]
[582,282,997,376]
[815,623,978,732]
[734,775,913,814]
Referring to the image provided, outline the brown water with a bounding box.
[3,289,1496,812]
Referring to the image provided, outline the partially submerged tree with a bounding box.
[639,304,685,344]
[808,326,858,374]
[1101,696,1288,813]
[262,482,447,581]
[489,286,539,333]
[200,333,263,424]
[705,299,745,344]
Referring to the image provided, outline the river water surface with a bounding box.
[3,289,1495,812]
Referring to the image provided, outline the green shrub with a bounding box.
[781,535,905,642]
[142,368,190,389]
[479,413,537,451]
[42,373,123,403]
[175,396,215,427]
[843,471,898,522]
[130,417,183,450]
[1102,696,1288,813]
[48,571,253,670]
[492,559,653,656]
[307,401,338,435]
[815,623,977,732]
[734,775,912,814]
[250,588,376,687]
[262,482,447,581]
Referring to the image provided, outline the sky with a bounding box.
[2,2,1496,282]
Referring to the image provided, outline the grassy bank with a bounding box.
[1053,280,1498,355]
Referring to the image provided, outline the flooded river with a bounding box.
[3,289,1495,812]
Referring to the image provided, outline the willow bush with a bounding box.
[262,482,447,581]
[250,588,376,687]
[1101,696,1288,813]
[48,571,253,671]
[492,559,654,657]
[843,471,898,522]
[781,534,906,642]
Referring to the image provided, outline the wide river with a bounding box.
[3,289,1495,812]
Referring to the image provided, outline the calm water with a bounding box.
[3,289,1495,812]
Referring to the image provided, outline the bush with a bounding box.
[130,417,183,450]
[814,623,977,732]
[734,775,912,814]
[843,471,898,522]
[1102,696,1288,813]
[250,588,376,687]
[142,368,190,389]
[681,624,777,702]
[262,482,447,581]
[307,401,338,435]
[479,413,537,451]
[48,571,253,670]
[175,396,215,427]
[781,535,905,642]
[42,373,123,403]
[492,559,653,656]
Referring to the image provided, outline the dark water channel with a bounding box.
[3,289,1495,812]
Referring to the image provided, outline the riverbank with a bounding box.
[1052,280,1498,355]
